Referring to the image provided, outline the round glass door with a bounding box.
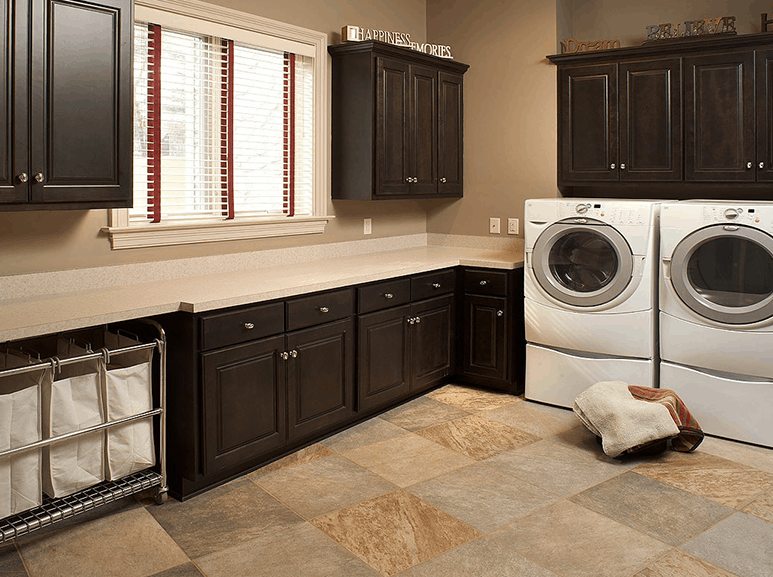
[671,225,773,324]
[532,220,633,306]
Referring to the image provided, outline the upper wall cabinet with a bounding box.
[0,0,132,211]
[329,41,469,200]
[548,33,773,199]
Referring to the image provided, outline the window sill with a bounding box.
[103,216,331,250]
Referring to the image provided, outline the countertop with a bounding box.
[0,244,523,343]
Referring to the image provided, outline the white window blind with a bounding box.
[131,21,314,223]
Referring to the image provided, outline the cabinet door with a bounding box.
[438,71,464,196]
[463,294,507,382]
[559,63,618,183]
[410,295,454,392]
[357,305,411,412]
[619,58,682,181]
[684,50,755,181]
[376,57,410,197]
[286,319,355,441]
[409,65,438,195]
[201,336,286,474]
[29,0,132,205]
[0,0,29,204]
[757,49,773,182]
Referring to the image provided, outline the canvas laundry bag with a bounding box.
[0,352,46,519]
[42,340,105,498]
[102,331,155,481]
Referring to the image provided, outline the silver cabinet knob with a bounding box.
[479,280,488,286]
[497,310,504,317]
[432,283,441,289]
[440,177,446,183]
[244,322,255,330]
[384,293,393,299]
[610,163,616,170]
[747,161,753,169]
[620,163,626,170]
[18,173,28,183]
[280,351,289,360]
[34,173,44,183]
[760,162,765,169]
[318,306,329,313]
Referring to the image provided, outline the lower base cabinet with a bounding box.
[161,265,523,500]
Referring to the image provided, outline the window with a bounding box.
[106,0,329,249]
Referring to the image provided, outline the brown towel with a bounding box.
[627,385,704,452]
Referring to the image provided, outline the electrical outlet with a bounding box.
[363,218,372,235]
[489,217,500,234]
[508,218,519,235]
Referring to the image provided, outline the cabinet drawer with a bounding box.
[358,278,411,313]
[286,288,354,331]
[464,269,508,296]
[411,269,456,301]
[200,302,285,351]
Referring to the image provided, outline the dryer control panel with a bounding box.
[556,201,649,226]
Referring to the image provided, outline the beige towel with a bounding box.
[573,381,679,458]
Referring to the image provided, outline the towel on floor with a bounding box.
[573,381,685,458]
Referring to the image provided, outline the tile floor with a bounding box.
[2,384,773,577]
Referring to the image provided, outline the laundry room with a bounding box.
[1,0,772,576]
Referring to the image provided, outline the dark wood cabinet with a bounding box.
[549,33,773,199]
[329,41,468,200]
[1,0,132,210]
[459,267,525,394]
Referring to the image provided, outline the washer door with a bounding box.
[532,219,634,306]
[671,224,773,324]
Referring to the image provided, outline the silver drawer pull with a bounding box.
[318,306,329,313]
[432,283,441,289]
[479,280,488,286]
[244,322,255,330]
[384,293,394,299]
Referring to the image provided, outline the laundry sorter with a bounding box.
[0,319,167,543]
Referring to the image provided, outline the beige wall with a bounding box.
[568,0,769,46]
[424,0,559,237]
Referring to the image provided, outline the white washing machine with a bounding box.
[659,200,773,447]
[524,198,661,407]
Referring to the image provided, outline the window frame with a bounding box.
[105,0,330,250]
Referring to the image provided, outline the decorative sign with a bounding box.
[342,25,453,59]
[645,16,737,42]
[562,38,620,54]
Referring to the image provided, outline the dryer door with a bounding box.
[671,224,773,324]
[532,219,634,306]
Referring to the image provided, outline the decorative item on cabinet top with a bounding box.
[329,41,469,201]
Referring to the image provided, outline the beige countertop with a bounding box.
[0,244,523,343]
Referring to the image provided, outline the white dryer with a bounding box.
[524,198,661,407]
[659,200,773,447]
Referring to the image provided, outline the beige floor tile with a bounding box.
[700,436,773,474]
[741,486,773,523]
[484,438,636,497]
[379,396,471,432]
[249,443,335,479]
[492,500,671,577]
[147,477,304,559]
[320,418,410,453]
[196,522,380,577]
[18,502,188,577]
[407,462,558,532]
[633,550,739,577]
[253,454,397,519]
[311,490,481,576]
[425,384,520,412]
[395,535,560,577]
[343,433,475,487]
[415,415,539,460]
[485,400,580,439]
[634,451,773,508]
[571,471,733,546]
